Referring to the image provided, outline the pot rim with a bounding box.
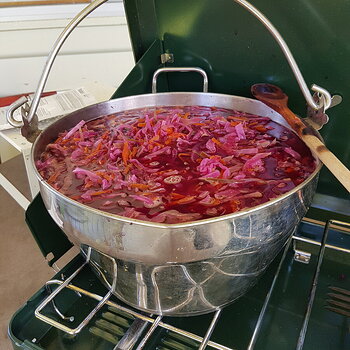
[32,92,322,229]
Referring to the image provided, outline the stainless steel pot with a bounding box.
[29,87,320,315]
[6,0,333,316]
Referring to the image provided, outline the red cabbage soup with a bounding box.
[36,106,316,224]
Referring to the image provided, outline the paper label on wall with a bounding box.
[0,87,98,131]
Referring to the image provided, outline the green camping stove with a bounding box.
[8,0,350,349]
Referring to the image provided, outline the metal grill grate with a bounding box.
[34,219,350,350]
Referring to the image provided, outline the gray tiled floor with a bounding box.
[0,155,79,349]
[0,191,53,349]
[0,156,53,349]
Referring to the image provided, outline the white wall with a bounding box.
[0,2,135,97]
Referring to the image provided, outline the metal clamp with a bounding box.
[305,93,343,130]
[152,67,209,94]
[6,95,41,141]
[6,96,28,127]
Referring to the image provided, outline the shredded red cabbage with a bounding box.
[37,105,316,223]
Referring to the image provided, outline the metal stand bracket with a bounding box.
[34,247,117,335]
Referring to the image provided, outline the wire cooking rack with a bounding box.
[33,219,350,350]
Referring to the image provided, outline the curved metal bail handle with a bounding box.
[23,0,109,128]
[234,0,331,111]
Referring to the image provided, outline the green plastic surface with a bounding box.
[25,195,73,266]
[112,39,164,97]
[116,0,350,205]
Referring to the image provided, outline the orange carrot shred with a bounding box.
[131,146,138,158]
[90,189,112,196]
[130,183,149,190]
[170,192,186,200]
[47,172,60,183]
[169,195,196,205]
[87,142,102,159]
[254,125,268,132]
[123,164,132,174]
[178,152,190,162]
[211,137,224,148]
[122,141,130,165]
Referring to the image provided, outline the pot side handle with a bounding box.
[152,67,209,94]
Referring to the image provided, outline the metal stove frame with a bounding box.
[32,219,350,350]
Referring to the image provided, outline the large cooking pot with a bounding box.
[6,0,332,316]
[30,78,321,315]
